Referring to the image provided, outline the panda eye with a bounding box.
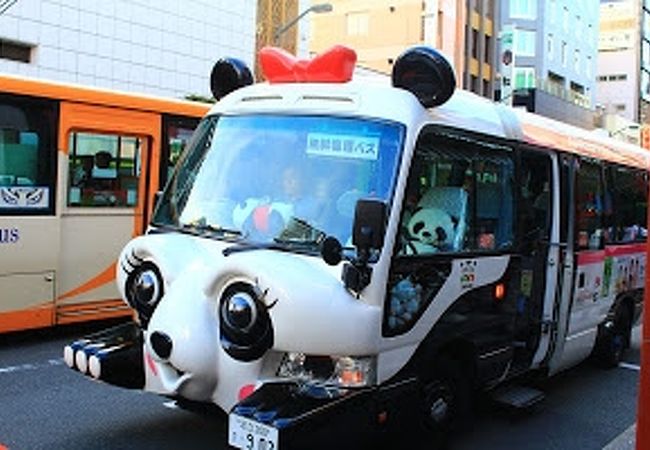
[413,221,425,234]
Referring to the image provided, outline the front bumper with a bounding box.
[63,321,144,389]
[228,379,420,450]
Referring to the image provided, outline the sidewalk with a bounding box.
[603,424,636,450]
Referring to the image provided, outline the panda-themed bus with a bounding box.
[64,45,648,449]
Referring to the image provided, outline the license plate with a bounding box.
[229,413,279,450]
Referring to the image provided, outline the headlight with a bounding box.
[277,353,376,388]
[125,261,164,327]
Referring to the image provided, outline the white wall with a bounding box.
[597,48,638,121]
[0,0,257,99]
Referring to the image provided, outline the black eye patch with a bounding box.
[412,221,425,234]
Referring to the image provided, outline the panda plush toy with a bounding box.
[406,207,455,254]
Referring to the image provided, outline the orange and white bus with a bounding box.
[0,74,209,333]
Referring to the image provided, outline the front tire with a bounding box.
[419,356,473,446]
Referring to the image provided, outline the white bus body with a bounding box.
[65,46,648,449]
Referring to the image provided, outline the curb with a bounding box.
[603,424,636,450]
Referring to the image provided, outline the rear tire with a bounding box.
[596,306,632,368]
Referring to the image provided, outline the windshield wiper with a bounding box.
[178,219,242,239]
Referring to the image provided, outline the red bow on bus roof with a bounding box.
[259,45,357,83]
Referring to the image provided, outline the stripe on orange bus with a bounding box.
[56,299,133,325]
[0,306,54,333]
[56,262,117,302]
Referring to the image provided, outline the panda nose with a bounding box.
[150,331,173,360]
[435,227,447,242]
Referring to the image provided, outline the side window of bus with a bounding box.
[398,133,514,255]
[575,159,605,249]
[0,97,57,215]
[608,165,648,243]
[67,132,141,207]
[519,151,552,252]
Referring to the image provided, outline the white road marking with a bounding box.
[0,358,64,375]
[619,362,641,371]
[163,400,178,410]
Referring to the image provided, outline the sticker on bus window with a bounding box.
[0,187,49,209]
[306,133,380,160]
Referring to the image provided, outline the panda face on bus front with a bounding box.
[115,111,406,408]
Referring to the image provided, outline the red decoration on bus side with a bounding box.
[259,45,357,83]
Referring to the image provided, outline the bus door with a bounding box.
[55,101,160,325]
[0,94,58,333]
[516,148,561,369]
[548,157,609,374]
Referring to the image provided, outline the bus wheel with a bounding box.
[598,306,632,368]
[419,357,472,443]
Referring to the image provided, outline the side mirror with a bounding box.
[353,199,386,258]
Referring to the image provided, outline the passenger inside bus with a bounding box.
[71,155,94,188]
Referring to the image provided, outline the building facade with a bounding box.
[641,0,650,122]
[0,0,257,99]
[596,0,640,123]
[309,0,497,98]
[499,0,599,129]
[464,0,496,99]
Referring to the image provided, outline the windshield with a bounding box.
[153,114,405,249]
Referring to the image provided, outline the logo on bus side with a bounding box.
[0,228,19,244]
[460,260,477,289]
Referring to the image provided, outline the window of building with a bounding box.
[0,96,57,216]
[570,81,585,94]
[615,104,627,111]
[561,41,567,66]
[563,6,569,32]
[472,29,479,59]
[547,34,553,59]
[514,67,535,89]
[68,132,141,207]
[598,75,608,82]
[643,70,650,101]
[346,11,369,36]
[484,34,491,63]
[549,0,556,23]
[0,39,33,64]
[470,75,479,93]
[573,49,580,73]
[586,56,592,78]
[575,15,581,39]
[510,0,537,19]
[515,29,536,56]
